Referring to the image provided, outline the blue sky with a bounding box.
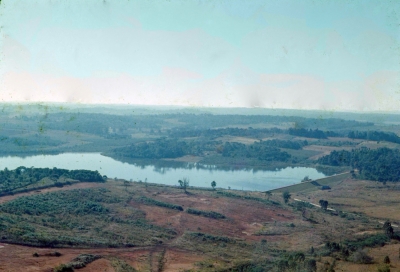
[1,0,399,111]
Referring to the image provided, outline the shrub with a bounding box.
[377,264,391,272]
[45,251,62,257]
[110,257,137,272]
[186,208,225,219]
[216,191,280,205]
[68,254,102,269]
[384,255,390,264]
[138,196,183,211]
[53,264,74,272]
[344,234,389,250]
[188,232,235,243]
[351,249,373,264]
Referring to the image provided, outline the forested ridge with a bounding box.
[112,138,309,162]
[112,138,221,159]
[0,167,105,195]
[222,141,291,162]
[318,147,400,182]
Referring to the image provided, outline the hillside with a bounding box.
[0,174,400,271]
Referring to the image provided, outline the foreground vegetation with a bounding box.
[0,187,176,247]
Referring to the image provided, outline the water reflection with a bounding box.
[0,153,328,191]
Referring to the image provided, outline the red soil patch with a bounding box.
[0,243,203,272]
[163,249,203,272]
[131,192,294,242]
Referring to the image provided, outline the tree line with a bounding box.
[348,130,400,144]
[288,128,339,139]
[167,127,284,139]
[168,126,350,140]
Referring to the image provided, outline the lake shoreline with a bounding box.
[0,152,328,191]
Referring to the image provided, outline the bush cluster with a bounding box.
[186,208,225,219]
[138,196,183,211]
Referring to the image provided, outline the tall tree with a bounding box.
[319,200,328,210]
[282,191,291,204]
[178,178,189,193]
[211,180,216,190]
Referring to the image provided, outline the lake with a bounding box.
[0,153,326,191]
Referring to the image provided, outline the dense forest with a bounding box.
[222,141,291,162]
[0,167,105,195]
[112,138,221,159]
[318,147,400,182]
[111,138,308,162]
[348,130,400,144]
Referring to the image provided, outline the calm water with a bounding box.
[0,153,326,191]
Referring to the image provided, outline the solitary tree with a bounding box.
[319,199,328,210]
[123,180,129,191]
[282,191,291,204]
[384,255,390,264]
[301,175,310,182]
[178,178,189,193]
[211,181,216,190]
[383,221,394,238]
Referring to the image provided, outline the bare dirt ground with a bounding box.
[132,191,293,242]
[0,243,203,272]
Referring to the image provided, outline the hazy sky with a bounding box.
[1,0,399,111]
